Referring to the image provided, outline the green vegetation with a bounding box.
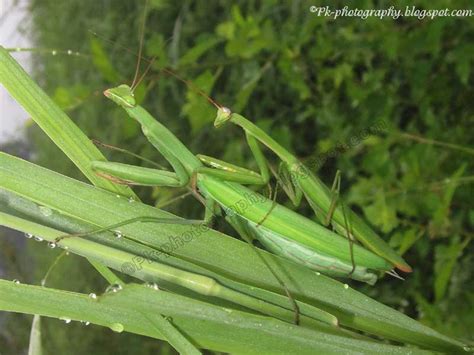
[0,0,472,353]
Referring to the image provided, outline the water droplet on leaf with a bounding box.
[39,206,53,217]
[110,323,124,333]
[105,284,123,293]
[145,282,160,290]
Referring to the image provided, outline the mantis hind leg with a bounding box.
[54,216,206,244]
[269,162,304,207]
[324,170,341,226]
[301,169,356,276]
[225,214,300,325]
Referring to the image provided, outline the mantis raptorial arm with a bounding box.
[196,131,270,186]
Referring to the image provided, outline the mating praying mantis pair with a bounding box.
[49,0,412,292]
[68,39,411,291]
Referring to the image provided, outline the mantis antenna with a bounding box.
[130,0,149,90]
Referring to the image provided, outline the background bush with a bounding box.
[1,0,472,353]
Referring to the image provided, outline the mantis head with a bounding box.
[214,107,232,127]
[103,84,136,108]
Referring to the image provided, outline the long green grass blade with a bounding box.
[0,281,432,354]
[145,313,202,355]
[0,46,133,198]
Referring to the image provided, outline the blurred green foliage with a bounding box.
[1,0,473,353]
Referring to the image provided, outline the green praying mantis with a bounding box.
[212,107,413,274]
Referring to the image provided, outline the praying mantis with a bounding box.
[85,68,402,287]
[77,14,411,285]
[212,108,413,274]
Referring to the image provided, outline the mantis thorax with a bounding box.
[104,84,136,108]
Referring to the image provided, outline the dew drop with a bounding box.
[48,242,57,249]
[24,232,34,239]
[60,317,72,324]
[52,50,57,56]
[315,271,321,276]
[105,284,123,293]
[222,107,231,114]
[343,284,349,289]
[67,49,72,55]
[84,321,90,326]
[145,282,160,290]
[128,196,136,203]
[39,205,53,217]
[13,279,20,284]
[34,236,44,242]
[164,316,173,322]
[89,293,97,300]
[114,231,123,239]
[115,194,121,198]
[109,323,124,333]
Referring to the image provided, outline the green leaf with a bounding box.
[0,46,134,198]
[179,37,222,67]
[89,37,120,83]
[1,281,431,354]
[434,237,470,302]
[390,228,423,256]
[431,165,466,235]
[145,313,202,355]
[146,33,170,69]
[183,70,220,132]
[364,193,399,233]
